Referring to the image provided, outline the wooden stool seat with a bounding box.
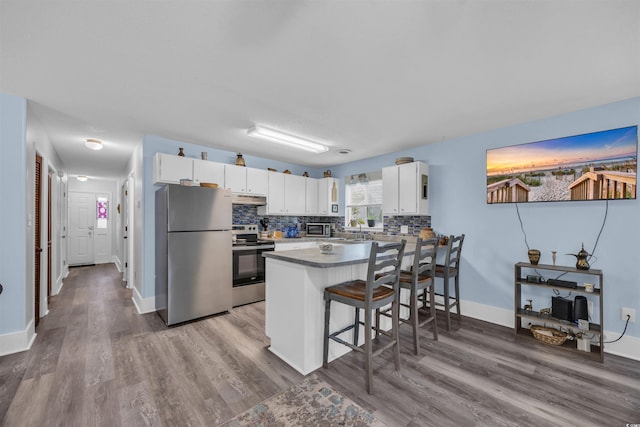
[325,280,395,302]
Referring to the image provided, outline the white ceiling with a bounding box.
[2,1,639,179]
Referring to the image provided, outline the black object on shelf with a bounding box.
[574,296,589,321]
[547,278,578,288]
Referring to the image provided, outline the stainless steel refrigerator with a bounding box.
[155,184,232,325]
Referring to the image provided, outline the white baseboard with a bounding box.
[132,286,156,314]
[460,299,640,361]
[0,319,37,357]
[113,255,122,273]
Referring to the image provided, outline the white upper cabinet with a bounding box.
[193,159,225,186]
[318,177,340,216]
[225,165,268,195]
[153,153,193,184]
[305,178,318,215]
[382,162,429,215]
[285,174,306,214]
[225,164,247,193]
[246,168,268,196]
[259,172,308,215]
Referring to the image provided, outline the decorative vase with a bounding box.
[235,153,246,167]
[528,249,541,265]
[201,152,207,160]
[324,170,332,178]
[178,147,185,157]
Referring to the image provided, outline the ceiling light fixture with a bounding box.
[247,125,329,154]
[84,138,103,150]
[76,175,88,182]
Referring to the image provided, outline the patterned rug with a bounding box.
[219,374,387,427]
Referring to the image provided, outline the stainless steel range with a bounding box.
[231,224,274,307]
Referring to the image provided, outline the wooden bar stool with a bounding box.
[322,240,406,395]
[379,237,439,354]
[434,234,465,331]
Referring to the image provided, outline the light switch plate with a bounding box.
[400,225,409,234]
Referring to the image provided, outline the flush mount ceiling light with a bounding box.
[247,125,329,153]
[84,138,103,150]
[76,175,88,181]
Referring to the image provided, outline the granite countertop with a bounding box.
[263,240,417,268]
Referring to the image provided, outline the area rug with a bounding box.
[219,374,387,427]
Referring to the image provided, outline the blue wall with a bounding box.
[0,94,27,334]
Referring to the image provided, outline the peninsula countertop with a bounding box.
[263,239,416,268]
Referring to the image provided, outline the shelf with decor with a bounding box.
[514,262,604,362]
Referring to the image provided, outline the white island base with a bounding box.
[264,250,411,375]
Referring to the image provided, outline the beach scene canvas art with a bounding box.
[486,126,637,204]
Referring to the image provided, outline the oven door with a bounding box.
[232,246,273,287]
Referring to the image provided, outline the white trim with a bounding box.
[0,319,37,357]
[460,299,640,361]
[132,286,156,314]
[113,255,122,273]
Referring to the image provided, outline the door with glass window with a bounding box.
[68,191,111,265]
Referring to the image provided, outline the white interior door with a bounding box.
[68,191,95,265]
[121,181,128,282]
[93,193,111,263]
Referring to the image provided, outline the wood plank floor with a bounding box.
[1,263,638,426]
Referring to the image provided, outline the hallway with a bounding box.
[0,264,302,426]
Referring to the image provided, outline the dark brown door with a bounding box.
[47,171,52,303]
[35,154,42,327]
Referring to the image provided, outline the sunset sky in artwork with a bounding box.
[486,126,638,175]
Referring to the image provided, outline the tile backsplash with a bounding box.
[232,205,431,235]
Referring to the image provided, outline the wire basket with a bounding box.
[530,325,568,346]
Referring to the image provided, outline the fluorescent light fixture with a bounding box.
[247,125,329,153]
[84,138,103,150]
[76,175,88,181]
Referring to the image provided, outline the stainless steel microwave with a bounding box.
[306,223,331,237]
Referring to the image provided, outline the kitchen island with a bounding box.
[263,241,414,375]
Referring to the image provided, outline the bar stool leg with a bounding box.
[354,308,360,346]
[430,282,438,341]
[410,288,419,355]
[392,299,400,370]
[443,273,451,331]
[364,307,373,394]
[455,275,462,321]
[323,299,331,368]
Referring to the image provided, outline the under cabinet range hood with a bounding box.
[232,194,267,206]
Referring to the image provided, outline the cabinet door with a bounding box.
[267,171,285,214]
[284,174,306,214]
[317,178,340,216]
[398,162,418,214]
[317,179,329,215]
[193,159,225,186]
[382,166,399,214]
[225,164,247,193]
[305,178,318,215]
[155,153,193,184]
[246,168,268,196]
